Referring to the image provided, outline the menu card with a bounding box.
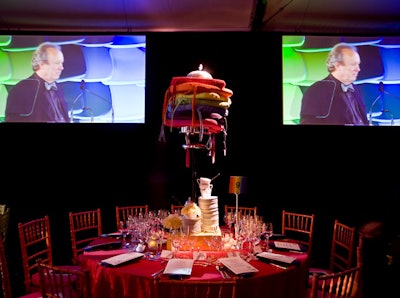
[256,252,297,264]
[100,252,144,266]
[218,257,259,275]
[274,241,302,251]
[163,259,194,276]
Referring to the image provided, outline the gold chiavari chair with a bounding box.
[69,208,102,265]
[116,205,149,229]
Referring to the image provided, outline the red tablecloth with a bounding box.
[81,237,309,298]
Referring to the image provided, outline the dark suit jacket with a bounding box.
[300,75,368,125]
[5,74,70,122]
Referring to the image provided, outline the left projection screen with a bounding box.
[0,34,146,123]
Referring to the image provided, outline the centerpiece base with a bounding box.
[166,227,222,251]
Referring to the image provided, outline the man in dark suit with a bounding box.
[5,42,70,122]
[300,42,369,125]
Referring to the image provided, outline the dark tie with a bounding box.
[341,83,354,93]
[45,82,57,91]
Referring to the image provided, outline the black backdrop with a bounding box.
[1,32,399,295]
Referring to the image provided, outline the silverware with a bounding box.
[269,263,288,270]
[151,268,164,277]
[216,265,230,279]
[216,265,226,279]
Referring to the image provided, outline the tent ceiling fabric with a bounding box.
[0,0,400,33]
[261,0,400,34]
[0,0,257,32]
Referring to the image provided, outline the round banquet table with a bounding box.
[81,237,309,298]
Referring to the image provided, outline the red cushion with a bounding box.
[164,118,224,134]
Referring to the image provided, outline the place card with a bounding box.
[160,250,173,259]
[218,256,259,276]
[256,252,297,264]
[163,258,194,276]
[100,252,144,266]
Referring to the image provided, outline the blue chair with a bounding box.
[106,84,145,123]
[0,84,8,121]
[283,83,303,124]
[0,35,12,47]
[78,35,115,46]
[65,81,113,122]
[102,47,145,86]
[79,46,113,82]
[57,44,86,82]
[282,47,305,84]
[375,46,400,84]
[1,36,84,51]
[0,50,11,82]
[0,49,35,85]
[107,35,146,48]
[294,50,330,86]
[355,45,384,83]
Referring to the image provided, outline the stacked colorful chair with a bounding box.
[159,66,233,166]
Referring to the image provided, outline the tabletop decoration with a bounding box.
[181,199,202,235]
[228,176,247,239]
[163,213,183,230]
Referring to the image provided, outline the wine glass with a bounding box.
[262,222,273,252]
[170,228,183,258]
[223,212,235,233]
[119,221,129,247]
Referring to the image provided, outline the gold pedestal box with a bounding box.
[166,228,222,251]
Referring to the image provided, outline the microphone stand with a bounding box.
[80,82,115,123]
[70,92,84,123]
[369,84,400,126]
[82,106,94,123]
[368,93,382,126]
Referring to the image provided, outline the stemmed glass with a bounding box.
[170,228,183,258]
[183,226,195,252]
[262,222,273,252]
[223,212,235,233]
[119,221,129,247]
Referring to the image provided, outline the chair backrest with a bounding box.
[170,204,184,215]
[0,207,10,246]
[224,205,257,218]
[69,208,102,265]
[156,278,237,298]
[281,210,315,257]
[330,219,357,272]
[0,234,12,298]
[37,258,90,298]
[115,205,148,229]
[309,266,362,298]
[18,215,54,293]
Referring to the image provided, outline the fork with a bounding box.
[216,265,229,279]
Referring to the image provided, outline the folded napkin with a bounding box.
[163,258,194,276]
[84,240,122,252]
[256,252,297,265]
[100,252,144,266]
[100,232,123,238]
[218,256,259,276]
